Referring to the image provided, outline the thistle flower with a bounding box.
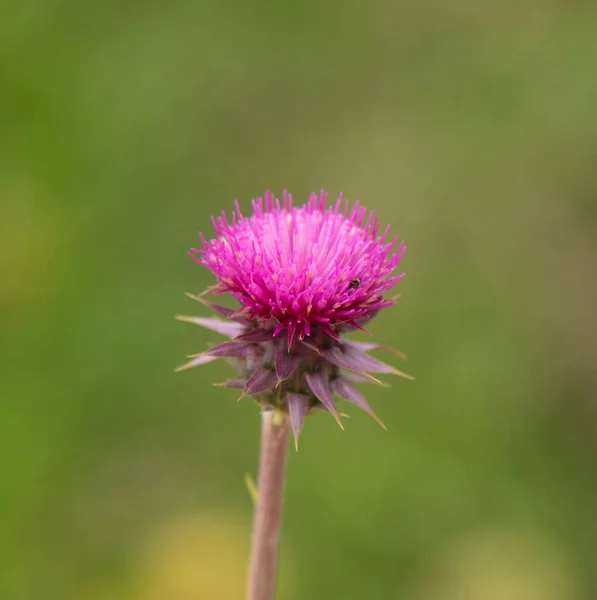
[177,190,409,448]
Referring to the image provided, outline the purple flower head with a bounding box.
[189,191,405,348]
[178,191,410,447]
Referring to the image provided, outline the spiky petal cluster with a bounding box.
[190,190,405,348]
[177,191,410,447]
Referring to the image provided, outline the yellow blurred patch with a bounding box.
[129,512,294,600]
[70,581,126,600]
[408,527,583,600]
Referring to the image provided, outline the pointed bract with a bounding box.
[186,294,252,325]
[235,329,275,343]
[175,354,219,372]
[241,366,278,398]
[205,340,256,358]
[341,372,377,384]
[331,377,387,430]
[175,315,247,338]
[287,393,310,450]
[304,371,344,429]
[213,379,247,389]
[344,340,407,360]
[299,340,320,354]
[275,351,302,382]
[322,345,399,375]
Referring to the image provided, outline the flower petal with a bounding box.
[337,310,380,332]
[287,392,310,450]
[304,372,343,429]
[189,193,406,342]
[331,378,386,430]
[175,315,247,338]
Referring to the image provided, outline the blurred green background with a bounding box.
[2,1,597,599]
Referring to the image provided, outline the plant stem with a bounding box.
[246,409,290,600]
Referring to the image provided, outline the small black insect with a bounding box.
[347,278,361,294]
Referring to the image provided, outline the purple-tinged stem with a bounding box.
[246,409,290,600]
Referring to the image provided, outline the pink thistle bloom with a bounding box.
[177,190,410,446]
[191,190,405,347]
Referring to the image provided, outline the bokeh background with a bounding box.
[2,1,597,599]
